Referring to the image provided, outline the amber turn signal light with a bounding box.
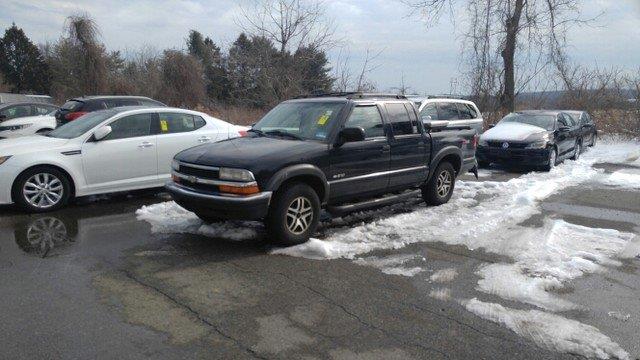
[219,184,259,195]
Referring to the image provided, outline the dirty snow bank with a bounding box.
[353,254,426,276]
[136,201,260,241]
[464,298,630,360]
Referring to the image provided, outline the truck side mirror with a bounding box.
[336,127,365,146]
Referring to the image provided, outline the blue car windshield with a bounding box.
[253,101,346,141]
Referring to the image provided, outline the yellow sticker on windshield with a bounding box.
[317,114,329,125]
[160,120,168,132]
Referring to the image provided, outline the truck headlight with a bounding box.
[219,167,255,182]
[0,155,12,165]
[525,140,548,149]
[171,159,180,172]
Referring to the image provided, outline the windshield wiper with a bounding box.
[264,130,304,140]
[247,128,266,136]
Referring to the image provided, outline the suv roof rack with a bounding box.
[425,94,469,100]
[294,92,407,100]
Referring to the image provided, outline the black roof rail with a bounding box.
[294,92,407,100]
[426,94,469,100]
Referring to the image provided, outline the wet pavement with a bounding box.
[1,161,639,359]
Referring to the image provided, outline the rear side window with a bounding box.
[140,99,165,107]
[420,103,438,120]
[35,104,56,115]
[386,103,417,136]
[104,113,153,140]
[0,104,32,119]
[344,106,385,138]
[466,104,479,118]
[438,103,459,120]
[455,103,474,119]
[158,113,204,134]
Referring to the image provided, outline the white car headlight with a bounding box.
[219,167,255,182]
[171,159,180,172]
[0,155,12,165]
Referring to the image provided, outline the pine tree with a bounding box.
[0,23,50,93]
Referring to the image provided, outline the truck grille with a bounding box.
[178,163,219,180]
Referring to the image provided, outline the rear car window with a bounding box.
[61,100,83,111]
[159,113,204,134]
[420,103,438,120]
[386,103,417,135]
[438,102,459,120]
[344,106,385,138]
[456,103,476,119]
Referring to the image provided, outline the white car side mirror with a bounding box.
[93,126,112,141]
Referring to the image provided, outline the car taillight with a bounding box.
[65,111,87,121]
[238,130,248,137]
[472,134,479,148]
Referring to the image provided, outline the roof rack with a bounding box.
[425,94,469,100]
[294,92,407,100]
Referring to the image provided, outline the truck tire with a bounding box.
[422,162,455,206]
[266,182,320,245]
[12,166,72,213]
[543,147,557,171]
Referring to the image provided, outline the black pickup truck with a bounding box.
[166,93,480,244]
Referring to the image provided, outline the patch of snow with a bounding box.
[602,170,640,189]
[464,298,629,360]
[607,311,631,322]
[582,139,640,165]
[353,254,425,277]
[480,122,547,142]
[136,201,260,241]
[429,268,458,283]
[429,288,451,301]
[475,220,635,312]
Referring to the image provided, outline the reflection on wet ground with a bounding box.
[0,161,638,359]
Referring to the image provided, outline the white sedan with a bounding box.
[0,112,57,139]
[0,107,247,212]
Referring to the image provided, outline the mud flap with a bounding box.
[470,165,478,179]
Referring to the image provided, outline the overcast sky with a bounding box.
[1,0,638,94]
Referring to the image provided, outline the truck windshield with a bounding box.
[46,109,117,139]
[253,101,345,141]
[499,113,556,131]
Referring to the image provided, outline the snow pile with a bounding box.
[582,140,640,165]
[475,220,635,311]
[274,157,599,260]
[136,201,260,241]
[429,288,451,301]
[464,298,630,360]
[429,268,458,283]
[353,254,425,277]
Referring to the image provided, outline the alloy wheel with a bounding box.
[436,170,452,198]
[26,217,69,257]
[23,173,64,209]
[285,196,313,235]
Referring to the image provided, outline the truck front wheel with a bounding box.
[266,183,320,245]
[422,162,455,206]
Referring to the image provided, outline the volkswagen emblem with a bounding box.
[188,175,197,183]
[502,142,509,149]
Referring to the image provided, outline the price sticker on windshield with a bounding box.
[160,120,169,132]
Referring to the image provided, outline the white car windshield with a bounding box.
[46,109,118,139]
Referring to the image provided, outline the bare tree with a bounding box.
[237,0,336,53]
[355,47,383,92]
[390,72,414,95]
[404,0,589,114]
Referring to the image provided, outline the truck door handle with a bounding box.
[138,141,154,148]
[198,136,212,143]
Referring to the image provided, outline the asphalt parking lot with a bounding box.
[1,145,639,360]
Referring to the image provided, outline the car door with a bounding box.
[329,104,391,201]
[555,114,574,156]
[81,112,158,191]
[155,112,218,179]
[386,102,429,188]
